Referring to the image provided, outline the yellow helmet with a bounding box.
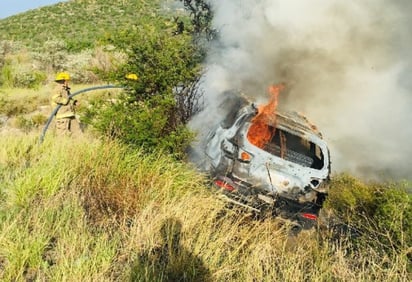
[55,72,70,82]
[125,73,138,81]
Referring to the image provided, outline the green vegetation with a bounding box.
[0,133,410,281]
[326,175,412,260]
[0,0,162,52]
[0,0,182,86]
[84,19,203,156]
[0,0,410,280]
[1,0,200,155]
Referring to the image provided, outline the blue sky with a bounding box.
[0,0,67,19]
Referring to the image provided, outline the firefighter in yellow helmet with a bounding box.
[51,72,82,136]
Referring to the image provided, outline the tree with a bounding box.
[85,16,204,157]
[179,0,214,38]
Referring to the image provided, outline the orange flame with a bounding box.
[247,84,285,148]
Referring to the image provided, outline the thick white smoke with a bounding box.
[190,0,412,180]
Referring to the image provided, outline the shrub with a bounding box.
[88,17,204,156]
[326,174,376,216]
[0,96,30,117]
[0,50,47,89]
[374,186,412,249]
[64,50,101,84]
[13,116,34,132]
[84,94,194,157]
[326,174,412,260]
[8,114,47,133]
[0,63,13,88]
[31,113,48,127]
[0,40,17,69]
[13,70,47,89]
[33,40,68,72]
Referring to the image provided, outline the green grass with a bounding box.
[0,84,124,134]
[0,132,410,281]
[0,86,52,115]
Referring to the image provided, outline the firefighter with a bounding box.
[51,72,81,136]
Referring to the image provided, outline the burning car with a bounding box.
[203,85,331,230]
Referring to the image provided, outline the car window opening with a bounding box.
[259,126,324,170]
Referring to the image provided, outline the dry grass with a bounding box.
[0,132,410,281]
[0,83,123,135]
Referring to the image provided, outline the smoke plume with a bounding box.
[190,0,412,180]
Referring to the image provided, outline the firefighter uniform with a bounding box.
[51,72,81,136]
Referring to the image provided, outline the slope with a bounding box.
[0,0,163,52]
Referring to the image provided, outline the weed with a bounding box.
[31,114,48,127]
[13,116,34,132]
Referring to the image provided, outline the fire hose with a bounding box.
[39,85,124,144]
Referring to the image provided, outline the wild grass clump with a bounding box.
[5,113,46,133]
[0,86,51,117]
[0,134,116,280]
[325,174,412,271]
[75,139,208,226]
[0,94,37,117]
[0,133,410,281]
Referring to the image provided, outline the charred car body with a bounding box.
[203,90,331,230]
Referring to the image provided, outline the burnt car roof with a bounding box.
[276,111,323,139]
[217,91,322,139]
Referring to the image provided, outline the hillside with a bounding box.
[0,0,177,52]
[0,0,189,87]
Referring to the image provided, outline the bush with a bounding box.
[88,18,204,156]
[0,96,30,117]
[326,174,412,258]
[13,70,47,89]
[374,186,412,249]
[0,40,16,69]
[0,63,13,88]
[9,114,47,132]
[0,52,47,89]
[31,113,48,127]
[84,94,194,157]
[13,116,34,132]
[33,40,68,72]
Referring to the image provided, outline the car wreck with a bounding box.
[202,85,331,230]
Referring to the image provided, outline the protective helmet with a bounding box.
[125,73,138,81]
[55,72,70,82]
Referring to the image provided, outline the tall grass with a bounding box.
[0,84,123,134]
[0,132,410,281]
[0,134,117,280]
